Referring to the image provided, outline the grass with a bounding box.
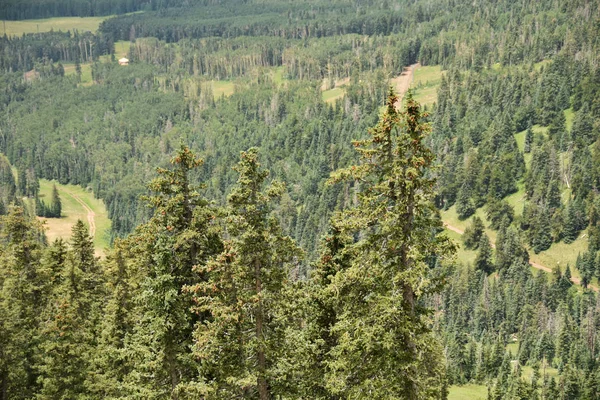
[531,233,588,279]
[271,66,286,85]
[114,41,131,58]
[37,179,111,256]
[441,187,589,282]
[63,62,93,84]
[211,80,236,99]
[446,229,477,266]
[504,183,526,217]
[448,384,487,400]
[506,341,519,356]
[522,364,559,380]
[412,65,443,86]
[564,108,574,132]
[322,87,345,104]
[410,65,444,106]
[1,16,107,36]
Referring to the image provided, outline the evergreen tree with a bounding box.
[38,220,99,399]
[322,90,455,398]
[463,216,485,250]
[475,234,494,275]
[87,241,135,397]
[0,206,46,399]
[456,183,476,220]
[532,208,553,253]
[50,184,62,218]
[524,123,533,154]
[123,145,222,397]
[189,148,301,399]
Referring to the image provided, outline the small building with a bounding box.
[118,57,129,66]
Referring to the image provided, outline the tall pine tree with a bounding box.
[322,90,455,398]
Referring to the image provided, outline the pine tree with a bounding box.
[50,184,62,218]
[524,123,533,154]
[322,90,455,398]
[123,145,222,397]
[532,208,553,253]
[463,216,485,250]
[38,220,99,399]
[287,226,353,398]
[189,148,301,399]
[456,183,476,220]
[0,206,46,399]
[475,234,494,275]
[87,241,136,397]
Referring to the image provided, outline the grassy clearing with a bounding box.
[506,341,519,356]
[63,62,93,84]
[38,179,111,256]
[441,205,498,244]
[322,87,345,104]
[412,65,443,86]
[271,66,286,85]
[114,41,131,58]
[504,183,526,217]
[564,108,574,132]
[1,16,107,36]
[410,65,443,106]
[446,229,478,266]
[521,364,559,380]
[448,384,487,400]
[441,192,589,281]
[531,233,588,279]
[211,80,236,99]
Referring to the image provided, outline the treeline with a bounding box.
[0,95,454,399]
[98,0,600,71]
[0,31,112,73]
[1,0,156,20]
[99,1,406,43]
[128,34,420,82]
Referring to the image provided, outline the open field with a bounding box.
[211,80,236,99]
[322,87,345,103]
[448,384,487,400]
[411,65,444,106]
[63,62,93,84]
[37,179,111,256]
[114,40,131,58]
[1,16,107,36]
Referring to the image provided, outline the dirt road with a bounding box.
[392,63,420,105]
[66,190,96,238]
[443,222,594,289]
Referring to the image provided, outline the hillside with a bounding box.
[2,0,600,398]
[36,179,111,256]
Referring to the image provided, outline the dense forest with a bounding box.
[2,0,600,398]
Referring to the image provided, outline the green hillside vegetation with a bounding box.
[37,179,111,255]
[448,384,487,400]
[1,16,108,36]
[2,0,600,398]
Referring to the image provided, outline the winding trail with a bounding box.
[66,190,96,238]
[443,222,596,290]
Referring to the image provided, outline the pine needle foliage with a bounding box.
[322,89,455,399]
[188,148,302,399]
